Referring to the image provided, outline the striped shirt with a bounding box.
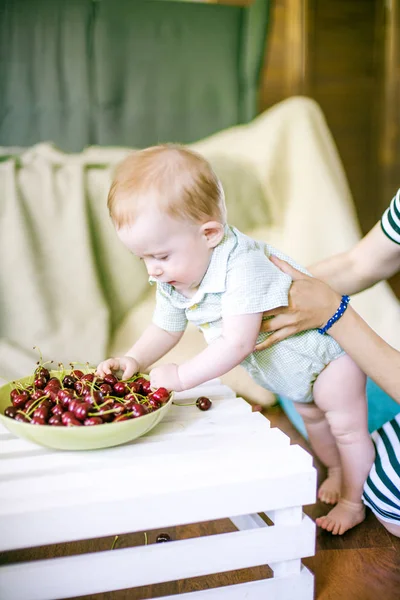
[363,415,400,524]
[362,191,400,523]
[381,189,400,244]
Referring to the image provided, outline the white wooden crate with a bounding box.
[0,380,316,600]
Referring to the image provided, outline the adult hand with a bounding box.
[256,255,342,350]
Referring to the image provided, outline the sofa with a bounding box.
[1,96,400,419]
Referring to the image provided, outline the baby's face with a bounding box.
[117,209,214,296]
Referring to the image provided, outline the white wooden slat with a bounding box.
[267,506,303,525]
[0,462,316,550]
[270,558,302,577]
[164,396,252,421]
[230,513,268,531]
[0,442,313,506]
[0,516,315,600]
[0,425,289,478]
[231,510,305,578]
[160,566,314,600]
[0,411,271,459]
[173,383,236,401]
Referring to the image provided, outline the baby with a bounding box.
[97,144,374,535]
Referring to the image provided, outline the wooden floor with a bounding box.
[1,404,400,600]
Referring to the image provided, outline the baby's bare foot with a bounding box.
[318,466,341,504]
[316,499,365,535]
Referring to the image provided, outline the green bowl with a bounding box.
[0,372,173,451]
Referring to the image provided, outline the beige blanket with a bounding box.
[1,97,399,402]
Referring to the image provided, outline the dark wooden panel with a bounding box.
[260,0,382,235]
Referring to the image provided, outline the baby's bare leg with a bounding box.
[295,402,342,504]
[312,354,375,535]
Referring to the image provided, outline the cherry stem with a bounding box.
[17,409,32,421]
[111,535,119,550]
[172,401,196,407]
[25,396,47,417]
[33,345,43,365]
[88,407,121,417]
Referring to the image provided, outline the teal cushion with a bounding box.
[278,378,400,438]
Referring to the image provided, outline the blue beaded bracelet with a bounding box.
[317,295,350,335]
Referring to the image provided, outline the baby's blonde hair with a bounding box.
[107,144,227,228]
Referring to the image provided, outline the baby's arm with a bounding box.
[97,324,184,379]
[150,312,262,391]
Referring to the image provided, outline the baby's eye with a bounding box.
[157,256,169,261]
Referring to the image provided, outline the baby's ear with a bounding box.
[201,221,225,248]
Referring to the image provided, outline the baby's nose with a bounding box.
[148,265,163,277]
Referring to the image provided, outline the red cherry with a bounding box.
[68,399,80,413]
[81,373,95,383]
[61,411,75,425]
[24,399,36,412]
[103,374,118,386]
[111,403,126,416]
[127,380,142,394]
[99,383,112,395]
[57,388,73,400]
[124,393,139,403]
[33,406,49,421]
[74,380,91,395]
[84,416,103,426]
[34,376,47,389]
[58,390,75,408]
[51,404,64,416]
[31,416,46,425]
[48,415,63,426]
[66,417,83,426]
[151,387,170,403]
[114,414,131,422]
[35,366,50,381]
[156,533,171,543]
[63,375,76,388]
[43,386,57,402]
[47,377,61,388]
[4,406,18,419]
[15,413,29,423]
[12,393,29,409]
[84,390,104,406]
[38,398,53,409]
[147,396,161,410]
[129,403,148,418]
[196,396,212,411]
[10,388,20,401]
[31,389,45,401]
[96,407,114,422]
[113,382,127,397]
[73,402,90,421]
[141,380,152,395]
[71,369,84,379]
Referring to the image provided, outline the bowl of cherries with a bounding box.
[0,363,173,451]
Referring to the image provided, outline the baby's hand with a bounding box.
[150,363,183,392]
[96,356,139,380]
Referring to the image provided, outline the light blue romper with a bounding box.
[152,225,345,403]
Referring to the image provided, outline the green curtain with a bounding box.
[0,0,270,151]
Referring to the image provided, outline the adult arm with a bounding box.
[257,259,400,404]
[310,222,400,295]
